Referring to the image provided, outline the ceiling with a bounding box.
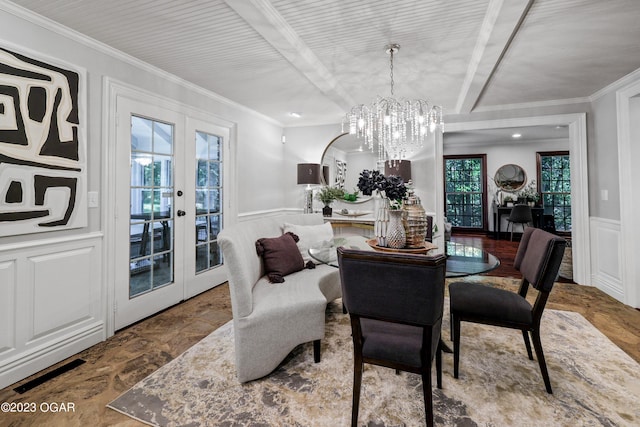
[8,0,640,128]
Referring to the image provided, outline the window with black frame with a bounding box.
[537,151,571,233]
[444,155,487,231]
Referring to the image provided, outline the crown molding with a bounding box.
[0,0,283,127]
[471,96,590,113]
[590,66,640,102]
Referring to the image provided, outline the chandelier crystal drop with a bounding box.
[342,44,443,165]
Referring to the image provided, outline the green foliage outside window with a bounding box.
[540,154,571,232]
[445,158,484,228]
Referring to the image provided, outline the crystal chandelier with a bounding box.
[342,44,443,165]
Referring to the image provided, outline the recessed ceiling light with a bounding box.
[289,112,302,118]
[512,133,522,138]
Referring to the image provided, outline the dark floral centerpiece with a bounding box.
[357,169,407,208]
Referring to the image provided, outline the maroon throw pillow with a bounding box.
[256,232,306,283]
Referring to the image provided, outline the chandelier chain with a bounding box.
[389,48,394,96]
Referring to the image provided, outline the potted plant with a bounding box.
[343,188,359,202]
[315,186,344,216]
[504,195,515,207]
[518,180,540,206]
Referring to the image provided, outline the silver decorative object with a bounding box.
[386,209,406,249]
[374,194,389,247]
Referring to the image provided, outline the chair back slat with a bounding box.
[337,248,446,326]
[508,204,533,222]
[514,227,566,292]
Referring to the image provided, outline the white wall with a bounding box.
[590,92,621,220]
[282,124,342,213]
[0,4,284,388]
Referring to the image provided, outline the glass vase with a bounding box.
[386,209,406,249]
[374,193,389,247]
[403,191,428,248]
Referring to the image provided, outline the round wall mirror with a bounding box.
[320,132,380,203]
[494,164,527,191]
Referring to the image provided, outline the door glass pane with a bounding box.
[153,155,173,187]
[197,159,208,187]
[195,130,223,274]
[130,115,174,298]
[153,122,173,155]
[209,189,220,213]
[131,116,153,152]
[209,162,220,187]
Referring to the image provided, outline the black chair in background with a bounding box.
[541,214,557,233]
[449,227,566,394]
[337,247,447,427]
[506,204,533,241]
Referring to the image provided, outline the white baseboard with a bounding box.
[0,322,104,390]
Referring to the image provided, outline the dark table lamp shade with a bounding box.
[297,163,321,185]
[385,160,412,182]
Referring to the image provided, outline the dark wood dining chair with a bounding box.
[506,203,533,241]
[337,247,447,427]
[449,227,566,393]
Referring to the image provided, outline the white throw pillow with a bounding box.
[283,222,334,263]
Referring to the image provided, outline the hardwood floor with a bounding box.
[450,232,574,282]
[1,233,638,427]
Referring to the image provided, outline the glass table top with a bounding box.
[308,235,500,278]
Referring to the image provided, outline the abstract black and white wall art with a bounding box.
[0,47,87,237]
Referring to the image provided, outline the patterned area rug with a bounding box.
[108,296,640,426]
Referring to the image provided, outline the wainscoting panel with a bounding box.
[589,217,623,302]
[0,260,16,356]
[30,247,95,340]
[0,234,104,389]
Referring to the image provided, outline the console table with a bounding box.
[493,205,544,239]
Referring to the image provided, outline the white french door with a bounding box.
[184,117,229,298]
[114,97,229,330]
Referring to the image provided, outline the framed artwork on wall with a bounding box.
[335,159,346,189]
[0,46,87,237]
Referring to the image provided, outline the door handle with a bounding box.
[177,210,186,217]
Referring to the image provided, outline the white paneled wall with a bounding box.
[0,234,104,389]
[590,217,623,302]
[0,260,16,356]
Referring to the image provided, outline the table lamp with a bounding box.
[385,160,412,182]
[297,163,321,213]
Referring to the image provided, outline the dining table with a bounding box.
[308,235,500,278]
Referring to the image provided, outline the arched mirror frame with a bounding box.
[319,132,347,186]
[494,163,527,192]
[320,132,377,204]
